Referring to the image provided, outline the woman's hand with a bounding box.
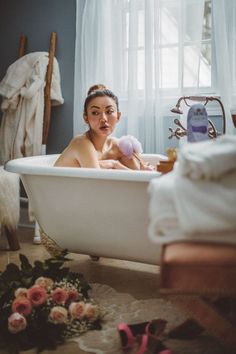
[118,135,143,158]
[140,161,156,171]
[117,136,154,171]
[99,159,129,170]
[99,159,155,171]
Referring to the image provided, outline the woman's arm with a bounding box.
[99,159,129,170]
[119,154,142,170]
[119,154,155,171]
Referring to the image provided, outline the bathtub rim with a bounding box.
[5,154,165,182]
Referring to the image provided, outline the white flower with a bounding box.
[69,301,86,319]
[49,306,68,324]
[14,287,28,298]
[35,276,54,290]
[83,303,100,322]
[8,312,27,333]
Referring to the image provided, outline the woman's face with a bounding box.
[84,96,120,136]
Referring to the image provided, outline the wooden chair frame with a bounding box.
[2,32,57,250]
[160,242,236,352]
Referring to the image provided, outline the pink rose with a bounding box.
[14,287,28,298]
[27,285,48,307]
[66,289,80,305]
[51,287,68,305]
[49,306,68,324]
[8,312,27,333]
[83,303,99,322]
[35,276,53,290]
[69,301,86,319]
[12,296,32,316]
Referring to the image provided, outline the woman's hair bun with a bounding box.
[87,84,107,96]
[84,84,119,114]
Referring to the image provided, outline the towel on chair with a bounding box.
[178,134,236,180]
[148,135,236,245]
[174,167,236,235]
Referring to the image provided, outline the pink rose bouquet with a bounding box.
[0,252,102,353]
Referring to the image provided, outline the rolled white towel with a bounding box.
[178,134,236,180]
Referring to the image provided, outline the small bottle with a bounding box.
[187,103,209,142]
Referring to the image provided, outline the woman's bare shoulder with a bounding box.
[70,133,87,144]
[54,134,93,167]
[69,133,92,148]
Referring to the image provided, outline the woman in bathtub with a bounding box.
[54,84,154,170]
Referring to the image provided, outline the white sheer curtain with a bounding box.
[74,0,234,154]
[212,0,235,134]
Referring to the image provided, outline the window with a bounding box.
[232,1,236,95]
[123,0,212,93]
[75,0,235,150]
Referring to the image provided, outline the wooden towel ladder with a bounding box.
[11,32,57,248]
[18,32,57,146]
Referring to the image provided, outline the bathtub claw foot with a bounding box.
[90,255,100,261]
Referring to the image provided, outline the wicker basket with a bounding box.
[40,229,63,257]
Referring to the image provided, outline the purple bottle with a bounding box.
[187,103,209,142]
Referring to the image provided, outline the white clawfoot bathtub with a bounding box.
[5,154,165,265]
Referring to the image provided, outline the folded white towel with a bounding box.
[174,166,236,234]
[178,134,236,180]
[148,167,236,245]
[148,135,236,245]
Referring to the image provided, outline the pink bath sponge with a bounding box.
[118,135,143,159]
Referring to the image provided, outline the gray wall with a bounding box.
[0,0,77,153]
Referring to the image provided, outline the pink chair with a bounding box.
[160,241,236,352]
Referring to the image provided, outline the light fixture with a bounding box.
[169,96,226,140]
